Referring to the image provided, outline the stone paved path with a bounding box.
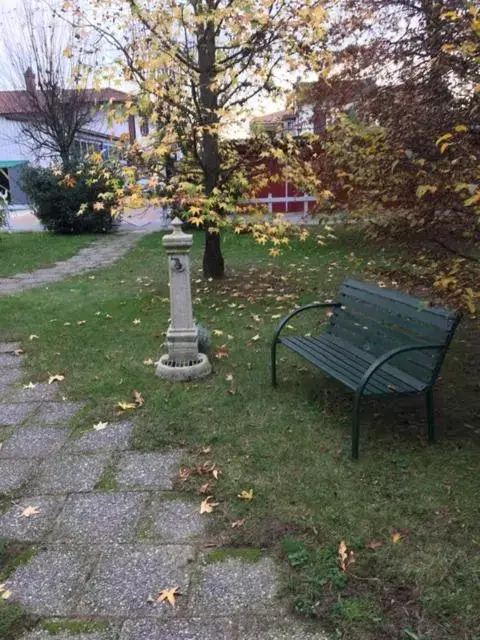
[0,345,329,640]
[0,233,144,296]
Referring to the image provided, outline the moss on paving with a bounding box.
[41,618,110,635]
[0,540,38,639]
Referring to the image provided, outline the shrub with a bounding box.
[21,157,124,234]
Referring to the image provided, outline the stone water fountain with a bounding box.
[156,217,212,381]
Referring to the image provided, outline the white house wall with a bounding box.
[0,117,50,166]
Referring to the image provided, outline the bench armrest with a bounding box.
[356,343,446,397]
[272,302,342,345]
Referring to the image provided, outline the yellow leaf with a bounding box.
[143,358,155,366]
[213,329,223,336]
[93,421,109,431]
[464,192,480,207]
[200,496,218,514]
[237,489,254,502]
[435,132,453,146]
[116,401,137,411]
[416,185,437,198]
[454,124,468,133]
[48,374,65,384]
[151,586,180,607]
[29,334,39,341]
[338,540,348,571]
[133,318,141,325]
[391,532,402,543]
[0,584,12,600]
[63,46,73,58]
[18,505,41,519]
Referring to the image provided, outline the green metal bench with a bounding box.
[271,279,461,458]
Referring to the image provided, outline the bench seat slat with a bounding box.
[342,279,458,322]
[320,334,429,390]
[280,334,427,395]
[328,316,437,379]
[339,283,454,331]
[336,300,445,342]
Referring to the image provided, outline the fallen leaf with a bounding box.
[0,584,12,600]
[77,320,86,325]
[197,460,216,475]
[133,318,141,325]
[23,382,36,389]
[143,358,155,366]
[391,532,402,544]
[150,586,180,607]
[116,401,137,411]
[19,505,41,519]
[178,466,191,481]
[200,496,218,514]
[338,541,348,571]
[48,374,65,384]
[213,329,223,336]
[198,481,211,494]
[132,389,144,406]
[215,345,229,360]
[338,540,355,571]
[231,518,246,528]
[251,334,261,341]
[200,446,212,454]
[237,489,254,502]
[366,539,385,551]
[93,421,109,431]
[14,349,24,356]
[29,334,39,341]
[212,468,222,480]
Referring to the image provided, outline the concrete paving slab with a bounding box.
[115,451,184,490]
[31,453,110,494]
[0,495,66,541]
[52,492,147,543]
[77,544,196,618]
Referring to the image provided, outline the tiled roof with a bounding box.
[251,110,295,124]
[0,87,130,116]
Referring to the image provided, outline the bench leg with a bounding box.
[426,388,436,443]
[352,393,361,459]
[271,341,278,387]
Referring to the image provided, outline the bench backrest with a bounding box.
[328,279,461,384]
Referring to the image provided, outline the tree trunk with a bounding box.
[197,14,225,278]
[203,229,224,278]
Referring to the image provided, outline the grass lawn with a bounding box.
[0,232,98,277]
[1,229,479,639]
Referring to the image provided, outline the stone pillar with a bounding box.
[156,217,211,380]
